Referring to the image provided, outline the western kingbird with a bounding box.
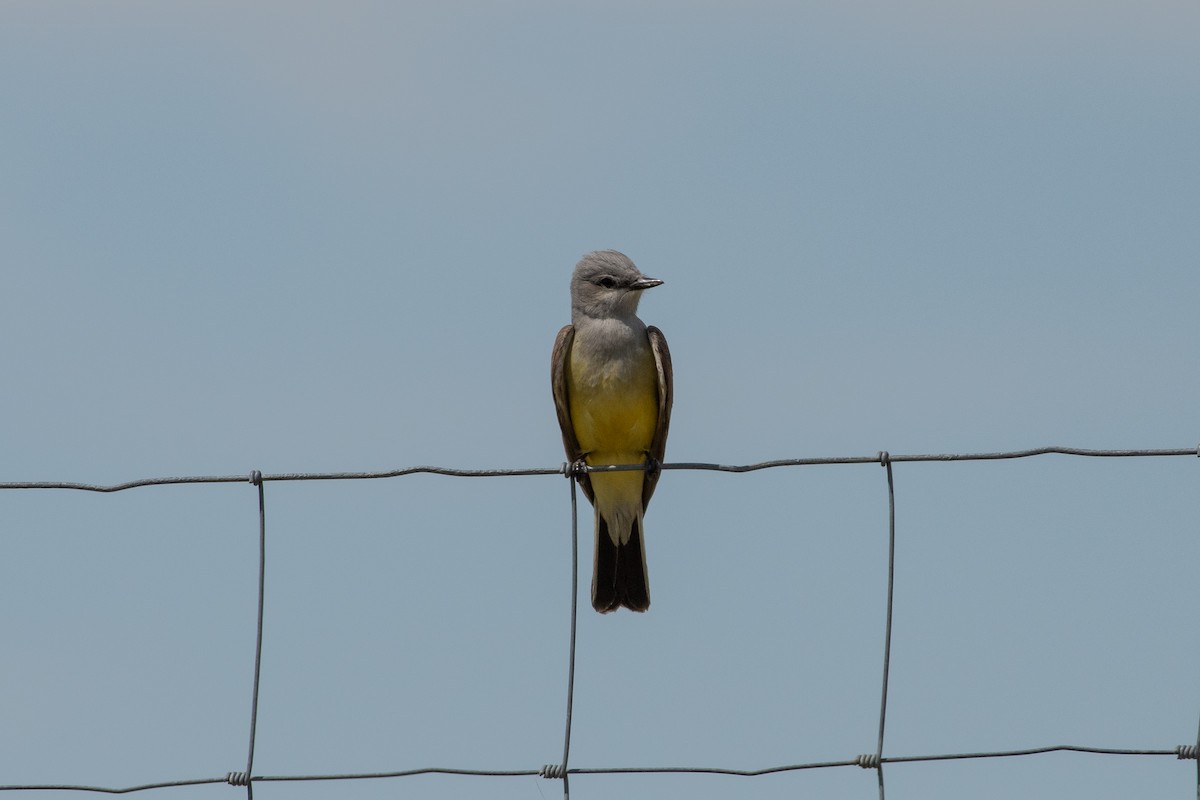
[551,250,673,613]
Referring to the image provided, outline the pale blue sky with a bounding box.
[2,2,1198,799]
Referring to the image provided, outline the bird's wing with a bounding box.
[643,325,673,508]
[551,324,594,503]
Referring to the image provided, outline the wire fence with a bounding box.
[2,445,1197,799]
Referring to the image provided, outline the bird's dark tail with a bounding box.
[591,511,650,613]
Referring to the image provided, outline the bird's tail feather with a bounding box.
[591,511,650,613]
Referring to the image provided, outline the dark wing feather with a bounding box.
[642,325,673,508]
[551,324,594,503]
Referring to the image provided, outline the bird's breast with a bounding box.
[566,332,659,458]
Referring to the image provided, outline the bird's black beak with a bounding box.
[630,277,664,291]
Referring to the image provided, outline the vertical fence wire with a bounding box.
[872,453,897,799]
[1193,448,1199,800]
[243,471,267,799]
[1195,710,1199,800]
[559,474,581,799]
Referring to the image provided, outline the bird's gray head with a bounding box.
[570,250,663,322]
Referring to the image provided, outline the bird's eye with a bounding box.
[596,276,618,289]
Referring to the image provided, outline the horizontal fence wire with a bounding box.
[1,446,1196,492]
[1,445,1197,798]
[1,747,1195,793]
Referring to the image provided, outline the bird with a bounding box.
[551,250,673,612]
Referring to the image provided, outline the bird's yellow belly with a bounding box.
[567,358,658,465]
[567,339,659,522]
